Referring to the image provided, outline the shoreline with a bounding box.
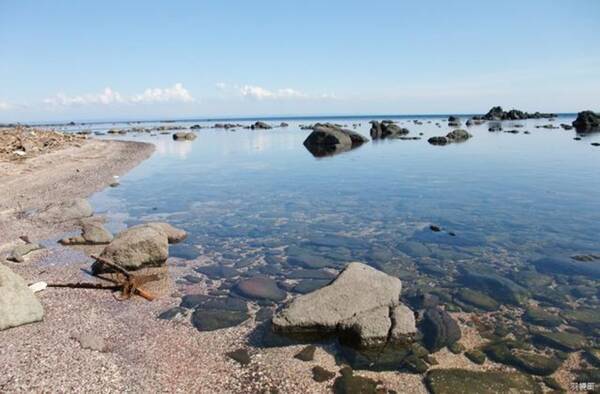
[0,138,155,249]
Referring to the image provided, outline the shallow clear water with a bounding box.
[89,115,600,268]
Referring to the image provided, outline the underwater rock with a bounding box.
[420,307,461,352]
[523,306,562,328]
[533,331,587,352]
[532,257,600,280]
[425,369,541,394]
[226,348,251,365]
[460,271,528,305]
[312,366,336,382]
[7,243,43,262]
[455,288,499,311]
[234,277,287,301]
[294,345,316,361]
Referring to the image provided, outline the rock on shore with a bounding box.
[94,222,186,271]
[272,262,416,347]
[0,264,44,331]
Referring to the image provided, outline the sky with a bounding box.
[0,0,599,122]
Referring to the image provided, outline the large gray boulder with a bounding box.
[38,198,93,223]
[0,264,44,330]
[272,262,415,347]
[95,222,186,271]
[572,110,600,133]
[97,225,169,270]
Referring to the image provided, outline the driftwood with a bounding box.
[47,255,159,301]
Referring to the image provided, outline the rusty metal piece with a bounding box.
[90,255,158,301]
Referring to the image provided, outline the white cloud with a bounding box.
[240,85,307,100]
[130,83,194,103]
[0,100,12,110]
[43,83,194,107]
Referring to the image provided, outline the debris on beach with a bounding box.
[0,127,86,162]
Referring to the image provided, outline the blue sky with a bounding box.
[0,0,599,122]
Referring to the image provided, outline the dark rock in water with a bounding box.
[488,125,502,132]
[234,277,287,301]
[312,366,336,382]
[172,132,196,140]
[286,246,340,269]
[533,331,587,352]
[303,123,368,157]
[157,306,186,320]
[592,142,600,146]
[561,308,600,331]
[428,129,471,146]
[523,306,562,327]
[293,279,331,294]
[420,307,461,352]
[429,225,441,232]
[255,307,274,322]
[195,265,240,279]
[192,307,249,331]
[294,345,316,361]
[8,243,43,262]
[425,369,541,394]
[333,367,378,394]
[446,129,471,142]
[251,121,272,129]
[287,269,336,280]
[455,289,499,311]
[465,349,486,365]
[483,106,555,121]
[280,122,289,127]
[572,110,600,133]
[533,257,600,279]
[170,243,201,260]
[428,136,449,146]
[183,275,202,284]
[226,348,251,365]
[484,342,561,376]
[460,271,528,305]
[403,354,429,373]
[448,342,465,354]
[369,120,409,140]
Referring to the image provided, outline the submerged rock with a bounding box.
[425,369,541,394]
[428,129,472,146]
[455,288,499,311]
[420,307,461,352]
[226,348,251,365]
[7,243,43,263]
[572,110,600,133]
[332,367,378,394]
[523,306,562,328]
[38,198,93,223]
[294,345,316,361]
[533,256,600,280]
[484,342,561,376]
[189,296,249,331]
[534,331,587,352]
[0,264,44,331]
[460,271,528,305]
[60,222,113,245]
[234,277,287,301]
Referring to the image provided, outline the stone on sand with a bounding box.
[38,198,93,223]
[0,264,44,331]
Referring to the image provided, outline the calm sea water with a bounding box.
[87,115,600,264]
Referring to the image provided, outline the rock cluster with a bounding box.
[428,129,472,146]
[483,106,555,120]
[272,262,416,348]
[369,120,409,139]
